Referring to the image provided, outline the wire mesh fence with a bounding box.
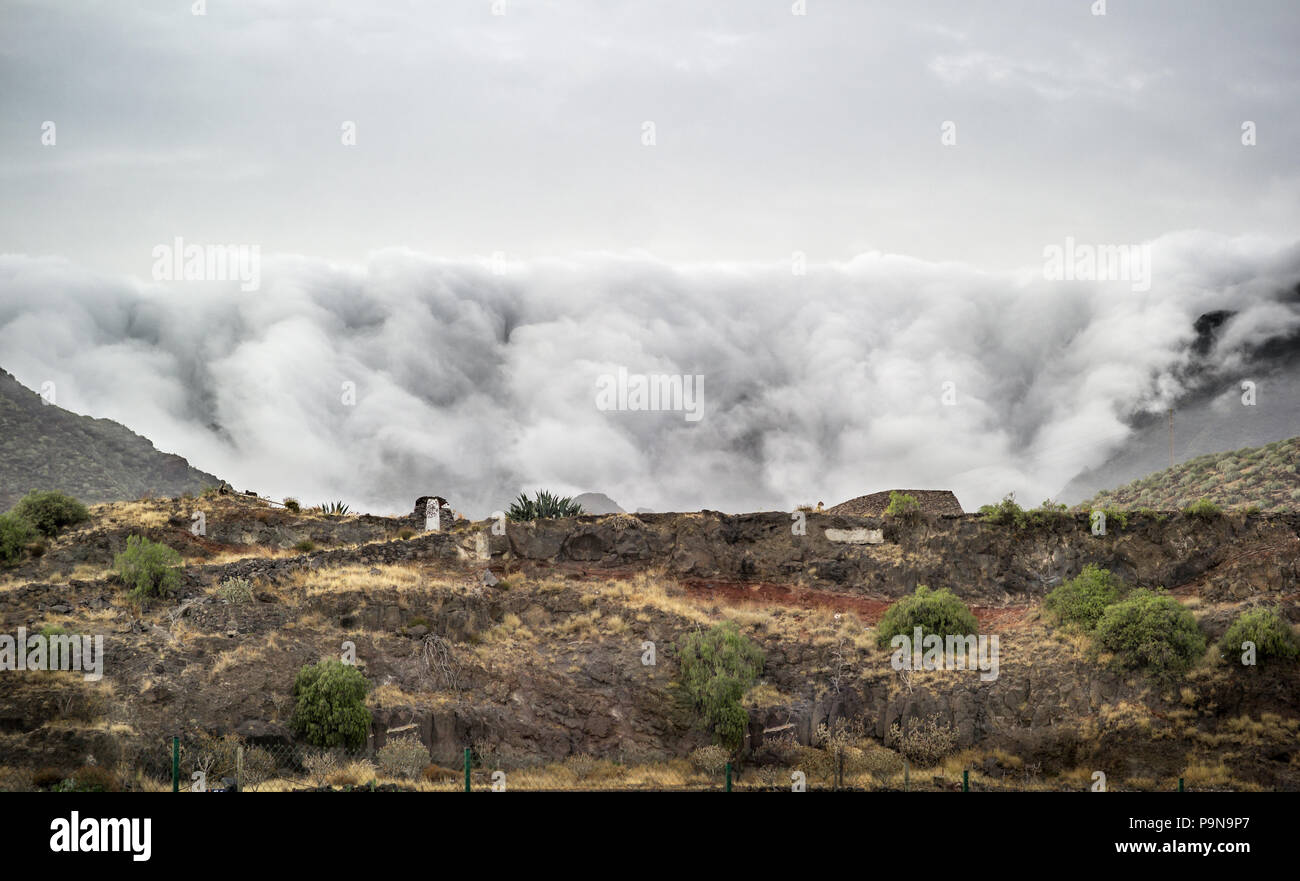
[111,733,1215,793]
[164,734,377,792]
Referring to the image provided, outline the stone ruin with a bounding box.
[413,496,456,531]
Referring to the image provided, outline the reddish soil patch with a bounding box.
[680,579,1032,629]
[683,579,889,619]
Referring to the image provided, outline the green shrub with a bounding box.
[507,490,584,522]
[283,498,301,513]
[294,539,317,553]
[1218,608,1300,664]
[978,493,1026,527]
[1093,589,1206,677]
[979,493,1068,528]
[883,492,922,523]
[217,577,253,604]
[1184,498,1221,518]
[113,535,182,601]
[290,659,372,749]
[675,621,765,750]
[319,501,350,517]
[1024,499,1071,527]
[0,512,36,566]
[875,585,979,649]
[10,491,90,537]
[1044,564,1124,630]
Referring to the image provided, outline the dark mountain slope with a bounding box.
[0,367,222,510]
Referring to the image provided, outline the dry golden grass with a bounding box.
[290,562,435,597]
[367,682,439,708]
[209,642,269,678]
[582,572,713,625]
[202,544,304,566]
[1182,758,1234,787]
[93,499,173,529]
[555,610,604,639]
[743,681,791,707]
[327,760,378,787]
[485,613,535,644]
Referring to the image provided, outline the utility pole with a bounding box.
[1168,408,1174,469]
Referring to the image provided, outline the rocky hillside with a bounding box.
[0,368,222,511]
[0,495,1296,791]
[1083,436,1300,513]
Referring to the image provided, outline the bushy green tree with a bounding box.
[675,621,765,750]
[884,491,921,523]
[0,513,36,566]
[978,493,1030,528]
[291,659,372,749]
[1219,608,1300,664]
[1044,564,1124,630]
[114,535,182,601]
[1093,589,1206,676]
[10,491,90,537]
[1024,499,1072,527]
[875,585,979,649]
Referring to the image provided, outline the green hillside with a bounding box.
[1083,436,1300,513]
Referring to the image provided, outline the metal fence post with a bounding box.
[464,747,471,793]
[904,758,909,792]
[1178,777,1184,792]
[171,737,179,793]
[725,763,732,792]
[236,746,244,793]
[962,769,969,792]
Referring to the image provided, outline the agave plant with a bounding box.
[506,490,584,522]
[319,501,351,517]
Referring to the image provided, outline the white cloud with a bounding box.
[1,231,1296,517]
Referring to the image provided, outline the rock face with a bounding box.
[0,367,223,510]
[1,498,1296,788]
[471,509,1300,606]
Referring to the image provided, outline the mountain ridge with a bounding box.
[0,367,223,510]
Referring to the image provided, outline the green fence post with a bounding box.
[725,763,732,792]
[962,769,969,792]
[171,737,179,793]
[1178,777,1184,792]
[464,747,471,793]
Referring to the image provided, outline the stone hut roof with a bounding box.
[825,489,963,517]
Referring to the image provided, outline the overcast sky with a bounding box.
[1,1,1298,515]
[4,0,1298,271]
